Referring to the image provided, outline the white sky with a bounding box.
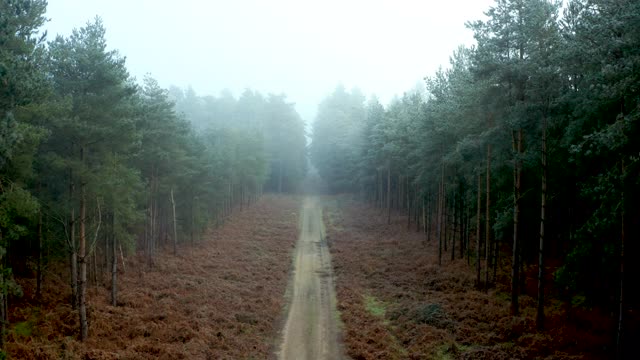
[44,0,494,123]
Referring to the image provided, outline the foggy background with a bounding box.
[44,0,493,124]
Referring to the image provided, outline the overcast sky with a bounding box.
[44,0,494,123]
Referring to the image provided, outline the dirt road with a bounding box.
[278,196,344,360]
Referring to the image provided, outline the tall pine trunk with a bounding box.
[485,144,492,289]
[460,192,465,260]
[0,231,5,350]
[476,173,482,288]
[407,177,411,229]
[190,194,196,244]
[512,129,523,315]
[426,192,432,242]
[111,211,117,307]
[387,165,391,225]
[171,188,178,255]
[278,160,283,193]
[617,160,625,359]
[437,162,444,266]
[147,169,157,266]
[443,185,448,252]
[422,196,426,241]
[415,183,421,232]
[493,223,498,285]
[537,117,547,330]
[450,189,455,261]
[397,175,401,211]
[466,200,471,265]
[69,169,78,310]
[378,170,383,209]
[79,148,88,341]
[37,206,43,301]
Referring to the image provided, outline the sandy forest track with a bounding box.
[279,197,344,360]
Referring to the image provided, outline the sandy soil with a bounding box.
[278,196,344,360]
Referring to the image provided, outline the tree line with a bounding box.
[0,0,306,348]
[310,0,638,356]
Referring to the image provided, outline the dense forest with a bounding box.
[2,0,639,358]
[0,0,306,348]
[311,0,638,355]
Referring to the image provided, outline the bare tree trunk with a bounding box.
[493,232,498,284]
[462,191,466,259]
[476,173,482,288]
[37,206,43,301]
[466,200,471,265]
[536,118,547,330]
[485,144,492,290]
[422,196,426,242]
[0,231,5,350]
[415,184,420,232]
[396,174,401,211]
[459,193,464,259]
[444,185,448,252]
[79,148,88,341]
[149,178,153,262]
[93,250,98,292]
[377,170,382,209]
[452,188,457,261]
[617,160,625,359]
[437,163,444,266]
[190,194,195,244]
[119,243,126,273]
[460,192,465,260]
[111,212,117,307]
[278,160,283,193]
[153,181,159,256]
[426,192,431,242]
[512,129,523,315]
[376,169,384,209]
[70,216,77,308]
[69,169,78,310]
[229,182,233,215]
[171,188,178,255]
[103,216,109,281]
[387,165,391,225]
[476,174,482,288]
[147,170,156,266]
[407,177,411,229]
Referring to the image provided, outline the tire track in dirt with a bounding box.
[278,196,344,360]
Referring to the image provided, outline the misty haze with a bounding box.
[0,0,638,359]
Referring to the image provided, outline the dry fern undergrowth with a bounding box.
[7,194,300,360]
[326,196,612,360]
